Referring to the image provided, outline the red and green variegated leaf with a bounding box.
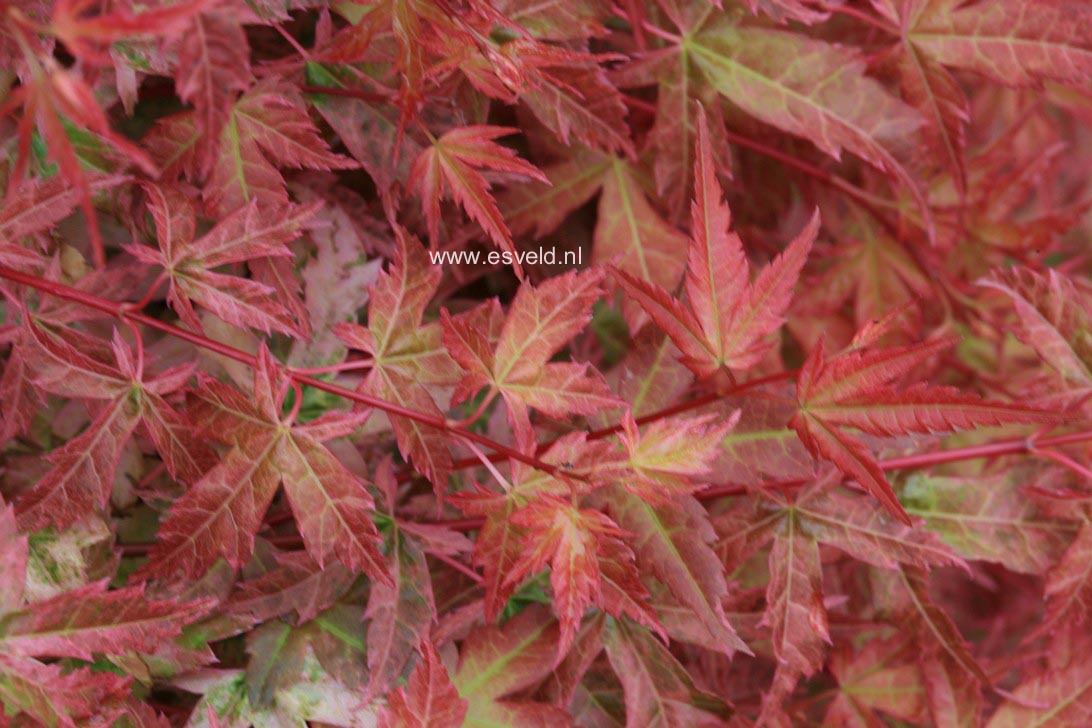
[793,335,1054,522]
[593,159,688,330]
[795,485,964,570]
[450,489,525,621]
[900,473,1074,574]
[380,642,467,728]
[0,583,208,660]
[410,126,547,276]
[761,516,829,713]
[618,410,736,503]
[274,433,388,581]
[603,616,731,728]
[16,395,142,532]
[202,81,357,214]
[826,634,928,726]
[140,392,217,485]
[617,114,817,376]
[987,638,1092,727]
[0,505,27,615]
[363,527,434,701]
[981,267,1092,408]
[174,9,251,170]
[185,200,317,269]
[0,654,131,728]
[138,436,282,579]
[1036,522,1092,639]
[894,567,988,722]
[521,64,635,159]
[224,551,355,630]
[689,19,934,240]
[907,0,1092,88]
[500,151,610,239]
[602,488,749,656]
[453,607,571,727]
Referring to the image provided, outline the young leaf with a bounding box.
[615,113,819,378]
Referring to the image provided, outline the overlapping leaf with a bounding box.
[138,347,386,581]
[615,114,818,378]
[792,334,1054,523]
[443,266,619,431]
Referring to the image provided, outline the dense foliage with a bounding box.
[0,0,1090,725]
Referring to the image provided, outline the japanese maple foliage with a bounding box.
[0,0,1091,726]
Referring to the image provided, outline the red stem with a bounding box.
[438,369,796,477]
[0,265,573,479]
[5,265,1090,543]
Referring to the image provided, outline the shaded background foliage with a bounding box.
[0,0,1090,725]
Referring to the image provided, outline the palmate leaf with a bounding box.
[500,150,689,329]
[363,463,437,702]
[981,267,1092,412]
[873,6,971,191]
[601,487,748,657]
[825,634,928,726]
[145,80,357,215]
[791,334,1054,523]
[15,323,214,531]
[410,125,548,277]
[887,0,1092,88]
[901,472,1075,574]
[0,653,130,728]
[173,8,252,172]
[506,496,657,656]
[615,112,818,379]
[0,506,205,727]
[1035,523,1092,640]
[761,515,829,708]
[684,16,935,239]
[603,616,731,728]
[714,481,962,579]
[873,567,988,726]
[127,185,318,336]
[0,583,209,660]
[519,63,636,160]
[222,551,355,633]
[987,634,1092,727]
[443,266,620,432]
[335,232,464,489]
[617,410,736,502]
[138,347,387,582]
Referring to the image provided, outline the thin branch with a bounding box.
[0,265,574,480]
